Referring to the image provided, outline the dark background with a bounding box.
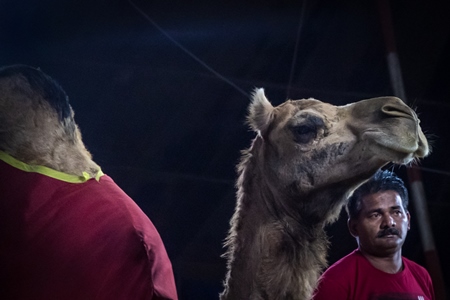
[1,0,449,298]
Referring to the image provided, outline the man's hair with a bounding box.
[346,170,409,220]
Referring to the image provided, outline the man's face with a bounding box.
[348,190,410,257]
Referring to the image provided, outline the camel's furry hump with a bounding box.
[0,65,75,138]
[0,65,178,299]
[0,65,71,120]
[0,65,99,176]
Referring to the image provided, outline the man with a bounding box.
[313,170,434,300]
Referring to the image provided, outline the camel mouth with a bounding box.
[392,155,415,165]
[363,131,422,157]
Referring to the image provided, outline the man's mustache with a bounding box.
[377,227,400,238]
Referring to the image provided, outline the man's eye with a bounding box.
[292,125,317,144]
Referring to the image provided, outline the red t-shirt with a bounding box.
[0,153,178,300]
[313,249,434,300]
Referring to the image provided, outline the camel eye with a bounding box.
[291,125,317,144]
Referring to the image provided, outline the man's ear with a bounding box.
[348,218,358,238]
[407,211,411,231]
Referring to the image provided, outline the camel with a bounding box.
[220,88,429,300]
[0,65,178,299]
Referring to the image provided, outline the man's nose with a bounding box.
[381,214,396,228]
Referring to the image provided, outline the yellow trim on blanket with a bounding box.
[0,150,104,183]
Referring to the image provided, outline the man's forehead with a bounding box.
[361,190,404,210]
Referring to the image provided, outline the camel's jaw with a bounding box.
[367,143,420,166]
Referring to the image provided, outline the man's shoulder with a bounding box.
[323,249,363,275]
[401,256,434,297]
[402,256,431,278]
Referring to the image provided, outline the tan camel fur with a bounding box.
[220,88,429,300]
[0,65,100,178]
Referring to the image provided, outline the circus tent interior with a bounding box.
[1,0,450,298]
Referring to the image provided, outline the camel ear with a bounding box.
[247,88,274,133]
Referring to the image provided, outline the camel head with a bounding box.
[0,65,99,176]
[247,88,429,220]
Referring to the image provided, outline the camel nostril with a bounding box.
[381,103,414,119]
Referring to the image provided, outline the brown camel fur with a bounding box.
[220,88,429,300]
[0,65,100,177]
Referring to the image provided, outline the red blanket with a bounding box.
[0,152,177,299]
